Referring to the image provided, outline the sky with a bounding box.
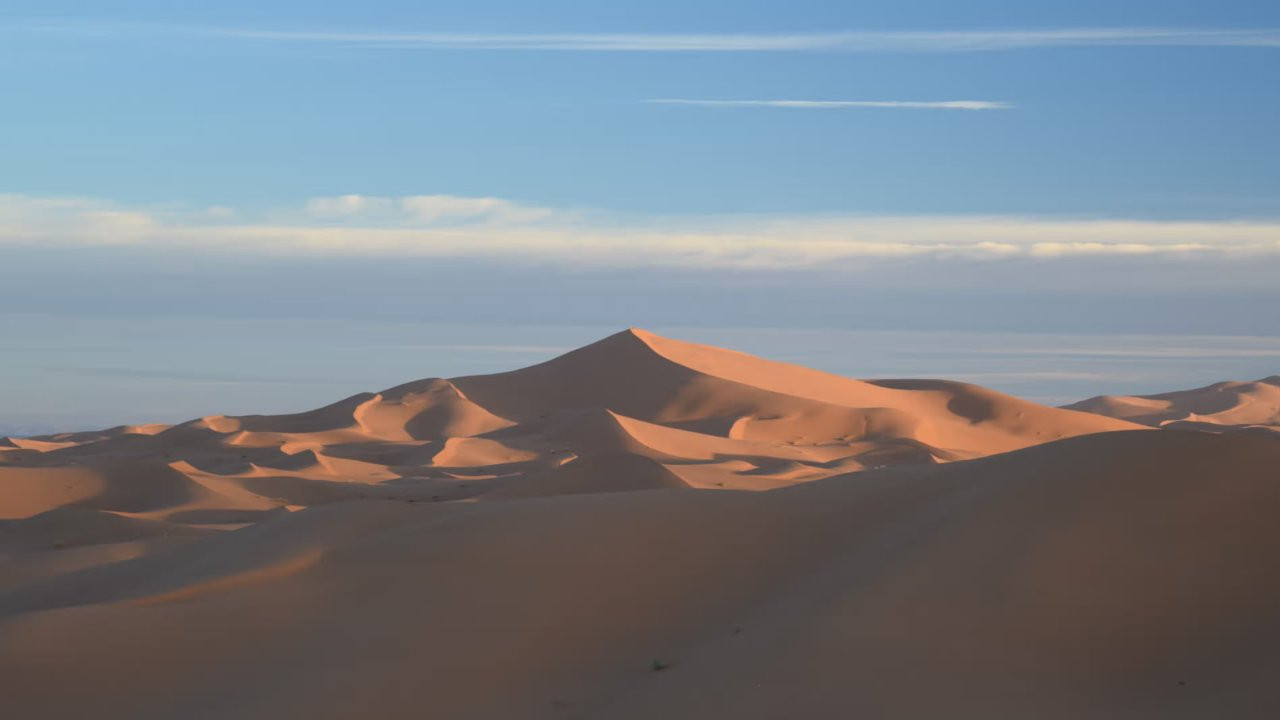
[1,1,1279,432]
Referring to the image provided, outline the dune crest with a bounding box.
[2,329,1277,718]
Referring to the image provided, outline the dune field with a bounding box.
[2,328,1278,718]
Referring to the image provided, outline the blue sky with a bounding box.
[4,0,1280,216]
[2,1,1279,431]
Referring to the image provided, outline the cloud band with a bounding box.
[18,22,1280,52]
[2,193,1278,270]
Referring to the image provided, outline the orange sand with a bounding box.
[2,330,1276,718]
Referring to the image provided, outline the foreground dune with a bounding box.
[3,431,1279,718]
[1,330,1277,718]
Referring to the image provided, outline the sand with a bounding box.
[1068,375,1280,435]
[1,329,1277,718]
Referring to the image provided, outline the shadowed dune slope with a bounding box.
[0,508,213,555]
[1068,376,1280,433]
[1,430,1278,719]
[489,452,688,499]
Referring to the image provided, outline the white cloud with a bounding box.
[304,194,394,217]
[397,195,554,224]
[649,99,1012,110]
[1,193,1278,269]
[299,194,553,225]
[23,22,1280,52]
[0,195,157,245]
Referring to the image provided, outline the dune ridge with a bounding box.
[1,329,1277,718]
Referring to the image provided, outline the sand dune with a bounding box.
[0,329,1276,718]
[1,329,1138,520]
[2,430,1278,718]
[1068,375,1280,434]
[0,462,215,520]
[0,507,213,555]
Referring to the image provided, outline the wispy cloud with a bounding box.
[945,371,1126,381]
[19,22,1280,52]
[959,347,1280,359]
[46,366,287,385]
[400,344,575,355]
[649,99,1011,110]
[2,193,1279,270]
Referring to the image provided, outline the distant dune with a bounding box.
[1067,375,1280,435]
[2,329,1277,718]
